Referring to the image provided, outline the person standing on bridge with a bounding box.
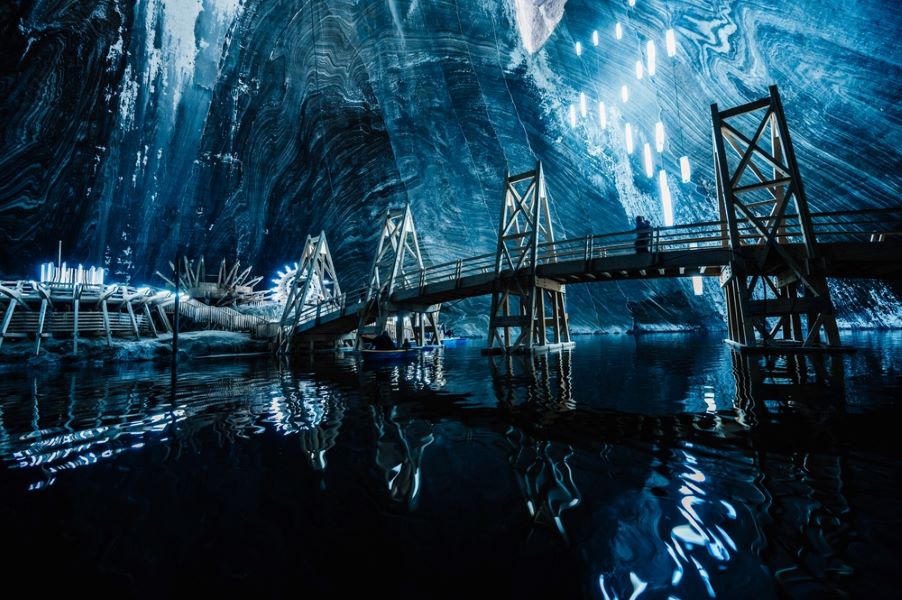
[634,216,651,253]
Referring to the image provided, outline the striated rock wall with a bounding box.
[1,0,900,332]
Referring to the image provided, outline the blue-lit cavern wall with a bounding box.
[1,0,900,331]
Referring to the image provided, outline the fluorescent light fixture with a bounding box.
[615,23,623,40]
[690,242,702,295]
[592,30,599,46]
[621,84,629,103]
[659,169,674,225]
[646,40,656,76]
[680,156,691,182]
[635,60,644,79]
[575,41,582,56]
[579,92,587,117]
[625,123,634,154]
[629,0,636,6]
[569,104,576,128]
[598,101,607,128]
[643,143,653,177]
[666,29,677,57]
[655,121,665,152]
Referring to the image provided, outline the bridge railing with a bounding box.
[809,208,902,243]
[285,288,371,329]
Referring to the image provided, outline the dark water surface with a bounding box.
[2,333,901,598]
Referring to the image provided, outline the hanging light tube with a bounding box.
[643,143,653,177]
[690,243,703,295]
[680,156,691,183]
[635,60,644,79]
[646,40,656,76]
[592,30,599,46]
[625,123,634,154]
[569,104,577,128]
[655,121,665,152]
[598,101,607,128]
[659,170,674,225]
[575,41,582,57]
[621,84,629,103]
[666,29,677,57]
[615,23,623,40]
[579,92,587,117]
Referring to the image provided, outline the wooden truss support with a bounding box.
[365,205,424,302]
[125,300,141,340]
[0,300,16,351]
[143,304,159,337]
[278,231,342,354]
[485,161,572,353]
[357,206,437,349]
[101,299,112,346]
[712,85,839,349]
[34,298,48,356]
[157,305,172,333]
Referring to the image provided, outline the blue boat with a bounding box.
[360,348,420,361]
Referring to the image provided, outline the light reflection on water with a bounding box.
[1,333,901,597]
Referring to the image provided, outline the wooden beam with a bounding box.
[101,299,112,346]
[0,300,16,350]
[35,299,48,356]
[143,304,159,337]
[157,304,172,333]
[125,301,141,340]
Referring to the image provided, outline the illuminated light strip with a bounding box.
[655,121,665,152]
[615,23,623,40]
[680,156,691,182]
[569,104,577,128]
[575,41,582,56]
[625,123,634,154]
[592,30,599,46]
[643,143,653,177]
[635,60,644,79]
[666,29,677,57]
[579,92,587,117]
[598,102,607,128]
[659,170,674,225]
[646,40,656,76]
[691,242,703,295]
[621,84,629,103]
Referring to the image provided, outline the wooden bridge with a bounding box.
[277,86,902,354]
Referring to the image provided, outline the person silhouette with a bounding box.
[634,216,650,253]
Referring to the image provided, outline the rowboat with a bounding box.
[359,348,419,361]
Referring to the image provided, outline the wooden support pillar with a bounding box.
[143,304,159,337]
[536,290,547,346]
[125,301,141,340]
[101,300,112,346]
[502,293,511,350]
[35,299,48,356]
[0,301,16,351]
[156,304,172,333]
[712,86,840,349]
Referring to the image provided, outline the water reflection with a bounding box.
[271,370,346,471]
[0,334,900,598]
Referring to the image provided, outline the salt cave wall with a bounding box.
[1,0,900,332]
